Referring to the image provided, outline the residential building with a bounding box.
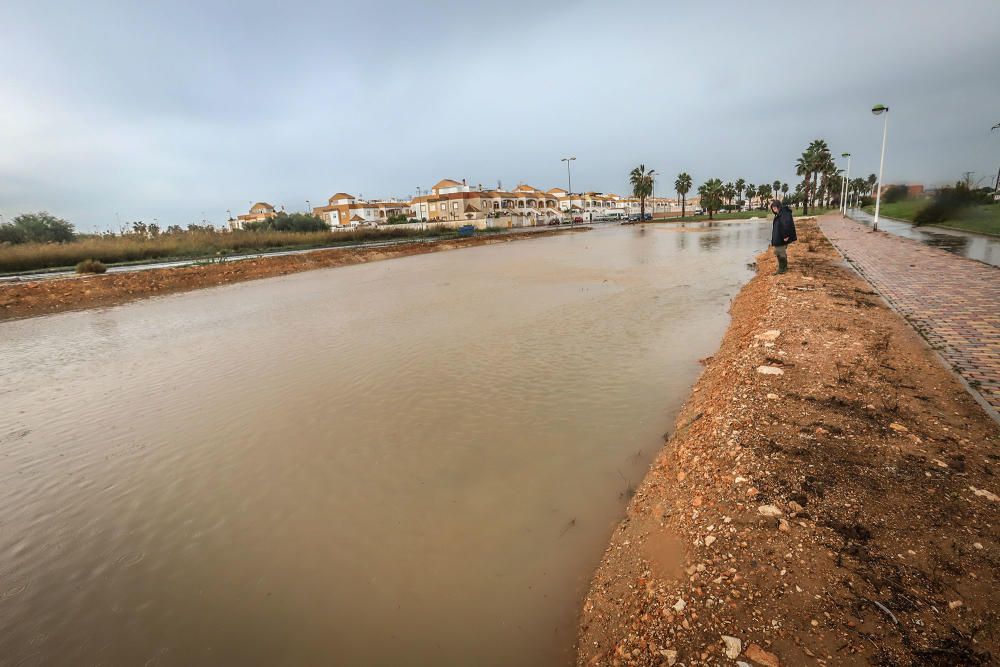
[230,202,278,230]
[312,193,410,227]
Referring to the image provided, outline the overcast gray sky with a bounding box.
[2,0,998,230]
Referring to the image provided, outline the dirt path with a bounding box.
[0,228,583,321]
[577,219,999,666]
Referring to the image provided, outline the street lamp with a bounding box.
[306,199,311,212]
[871,104,890,231]
[840,152,851,216]
[561,156,576,216]
[992,123,1000,194]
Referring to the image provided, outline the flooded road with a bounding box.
[0,222,769,666]
[848,208,1000,267]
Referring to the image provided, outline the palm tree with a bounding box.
[697,178,724,220]
[757,184,771,209]
[744,183,754,210]
[780,182,788,200]
[772,180,781,201]
[630,165,656,220]
[795,153,812,215]
[808,140,833,209]
[675,172,693,217]
[735,178,746,206]
[867,173,878,197]
[723,182,736,209]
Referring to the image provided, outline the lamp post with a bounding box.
[561,156,576,218]
[306,200,311,213]
[992,123,1000,194]
[840,152,851,216]
[871,104,890,231]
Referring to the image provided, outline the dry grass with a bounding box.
[0,227,457,274]
[74,259,107,274]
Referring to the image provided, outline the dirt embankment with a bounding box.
[578,219,999,666]
[0,228,582,321]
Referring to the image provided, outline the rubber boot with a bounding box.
[775,256,788,275]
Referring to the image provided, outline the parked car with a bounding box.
[642,213,653,221]
[573,216,584,223]
[627,214,640,222]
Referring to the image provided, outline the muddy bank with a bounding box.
[577,219,999,666]
[0,228,583,321]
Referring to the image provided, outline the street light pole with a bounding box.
[840,152,851,216]
[871,104,890,232]
[561,156,576,218]
[992,123,1000,194]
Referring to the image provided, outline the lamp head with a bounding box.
[872,104,889,116]
[841,152,850,158]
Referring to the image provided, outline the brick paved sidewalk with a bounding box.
[819,215,1000,419]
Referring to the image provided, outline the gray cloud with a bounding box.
[1,0,998,230]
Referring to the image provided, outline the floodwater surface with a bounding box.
[0,222,769,666]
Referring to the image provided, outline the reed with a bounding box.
[0,226,458,274]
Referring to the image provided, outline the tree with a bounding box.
[867,173,878,196]
[697,178,724,220]
[757,184,771,209]
[781,182,789,200]
[735,178,746,206]
[795,154,812,215]
[675,172,692,217]
[723,182,736,209]
[0,212,76,244]
[772,180,781,200]
[629,164,656,220]
[807,140,833,209]
[744,183,755,210]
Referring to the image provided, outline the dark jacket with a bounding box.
[771,204,797,246]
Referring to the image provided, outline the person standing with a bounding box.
[769,200,797,274]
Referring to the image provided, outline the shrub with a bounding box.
[75,259,107,274]
[882,185,909,204]
[1,212,76,244]
[245,212,328,233]
[913,182,989,225]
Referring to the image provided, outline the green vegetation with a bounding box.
[0,212,76,244]
[795,139,836,215]
[862,198,928,221]
[864,181,1000,235]
[243,212,328,232]
[0,224,507,274]
[629,165,656,219]
[674,173,692,217]
[75,259,107,274]
[696,178,724,219]
[935,206,1000,235]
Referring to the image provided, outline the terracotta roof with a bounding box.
[513,184,541,192]
[547,187,567,194]
[250,202,274,211]
[328,193,354,203]
[432,179,462,189]
[465,204,481,213]
[350,215,365,221]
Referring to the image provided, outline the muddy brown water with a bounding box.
[0,222,769,666]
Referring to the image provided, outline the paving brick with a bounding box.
[820,217,1000,414]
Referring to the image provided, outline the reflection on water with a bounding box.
[0,222,770,666]
[848,209,1000,267]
